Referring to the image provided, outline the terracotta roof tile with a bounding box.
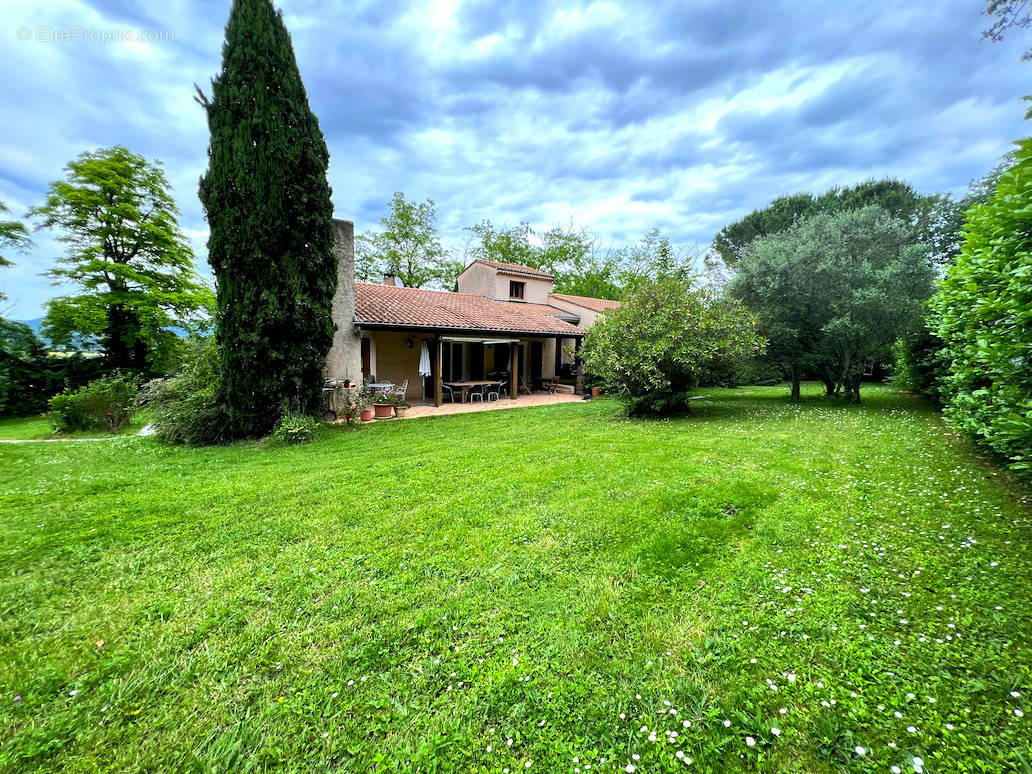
[549,292,622,313]
[355,283,585,336]
[468,259,554,279]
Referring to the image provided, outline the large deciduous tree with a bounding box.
[198,0,336,438]
[983,0,1032,59]
[0,201,32,303]
[581,276,763,416]
[29,146,208,373]
[930,130,1032,478]
[730,206,935,402]
[356,193,455,288]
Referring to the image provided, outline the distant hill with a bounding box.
[14,318,189,345]
[18,317,44,337]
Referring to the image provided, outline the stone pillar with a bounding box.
[574,337,583,395]
[325,218,362,382]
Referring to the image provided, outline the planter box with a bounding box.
[372,403,394,419]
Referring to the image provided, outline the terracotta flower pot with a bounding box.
[373,402,394,419]
[591,387,600,398]
[360,408,373,422]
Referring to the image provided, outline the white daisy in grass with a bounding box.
[746,736,756,747]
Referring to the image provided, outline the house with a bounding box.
[324,219,620,405]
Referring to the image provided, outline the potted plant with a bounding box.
[372,393,396,419]
[332,385,370,425]
[394,397,411,417]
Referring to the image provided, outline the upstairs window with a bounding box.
[509,280,525,300]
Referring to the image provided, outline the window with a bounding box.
[509,280,525,300]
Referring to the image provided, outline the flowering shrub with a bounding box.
[49,373,137,433]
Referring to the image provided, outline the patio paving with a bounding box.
[397,392,583,419]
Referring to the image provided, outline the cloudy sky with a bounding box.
[1,0,1029,319]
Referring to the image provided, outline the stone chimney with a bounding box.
[324,218,361,382]
[383,272,397,286]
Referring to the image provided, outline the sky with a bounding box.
[0,0,1029,319]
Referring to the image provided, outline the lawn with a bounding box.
[1,385,1030,772]
[0,411,151,441]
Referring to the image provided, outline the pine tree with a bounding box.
[198,0,336,438]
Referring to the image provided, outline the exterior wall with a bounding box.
[456,262,497,297]
[369,331,427,401]
[325,219,363,382]
[496,273,553,304]
[457,261,554,303]
[542,338,557,379]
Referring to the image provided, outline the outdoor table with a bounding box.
[368,382,394,395]
[443,380,500,402]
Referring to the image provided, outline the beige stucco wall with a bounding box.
[369,331,429,401]
[457,261,554,304]
[325,219,363,383]
[369,333,560,400]
[456,262,496,297]
[499,273,553,304]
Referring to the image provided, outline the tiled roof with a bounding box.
[466,259,554,279]
[549,292,622,313]
[355,283,585,336]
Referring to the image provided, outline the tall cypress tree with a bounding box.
[198,0,336,437]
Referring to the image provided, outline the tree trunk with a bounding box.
[790,365,801,401]
[850,373,862,403]
[104,303,148,371]
[821,369,836,397]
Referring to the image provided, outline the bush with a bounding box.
[0,319,107,417]
[891,316,947,402]
[49,373,138,433]
[143,337,231,445]
[930,131,1032,477]
[581,275,764,416]
[271,411,319,444]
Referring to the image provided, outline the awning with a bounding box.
[440,335,520,344]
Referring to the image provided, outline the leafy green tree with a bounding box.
[581,275,763,416]
[930,131,1032,477]
[0,201,32,303]
[29,146,208,373]
[713,180,957,270]
[731,207,935,402]
[356,193,454,288]
[198,0,336,437]
[463,220,541,270]
[983,0,1032,59]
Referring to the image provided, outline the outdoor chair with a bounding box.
[441,384,457,403]
[518,376,533,396]
[487,381,501,402]
[390,379,408,399]
[469,384,485,403]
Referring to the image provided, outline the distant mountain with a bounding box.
[17,317,44,337]
[13,317,189,346]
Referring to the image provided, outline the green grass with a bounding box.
[1,385,1030,772]
[0,411,151,441]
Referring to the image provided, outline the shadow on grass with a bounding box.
[614,382,933,425]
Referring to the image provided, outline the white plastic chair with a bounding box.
[389,379,408,399]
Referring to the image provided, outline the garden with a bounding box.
[1,385,1030,771]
